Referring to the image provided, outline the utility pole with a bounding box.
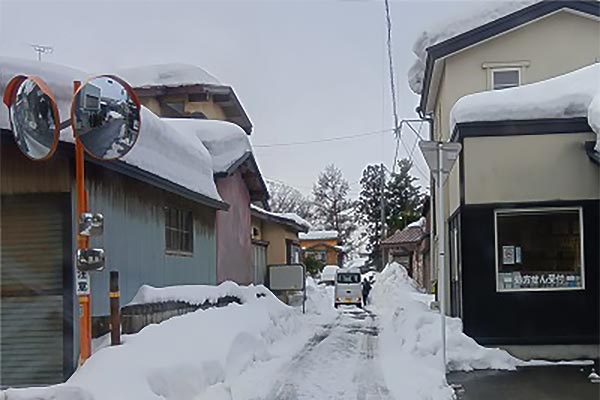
[379,163,386,270]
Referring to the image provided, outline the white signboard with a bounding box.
[269,264,305,291]
[76,270,91,295]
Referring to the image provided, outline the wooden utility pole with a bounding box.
[110,271,121,346]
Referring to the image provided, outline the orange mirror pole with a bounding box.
[74,80,92,364]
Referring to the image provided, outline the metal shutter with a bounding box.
[1,194,68,387]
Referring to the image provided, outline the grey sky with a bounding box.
[0,0,488,198]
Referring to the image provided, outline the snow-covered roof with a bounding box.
[299,230,339,241]
[450,63,600,137]
[0,57,223,206]
[408,1,538,94]
[250,204,311,232]
[164,118,251,174]
[112,63,221,89]
[0,56,87,130]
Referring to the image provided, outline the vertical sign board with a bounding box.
[268,264,306,313]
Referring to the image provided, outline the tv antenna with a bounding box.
[30,44,53,61]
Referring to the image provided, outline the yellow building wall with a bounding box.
[300,239,339,265]
[140,94,226,120]
[261,221,300,265]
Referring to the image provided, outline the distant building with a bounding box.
[299,230,344,266]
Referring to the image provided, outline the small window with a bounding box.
[165,206,193,255]
[305,250,327,262]
[492,69,520,90]
[164,101,185,113]
[495,208,584,292]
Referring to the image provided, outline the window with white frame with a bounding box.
[495,208,584,292]
[491,68,520,90]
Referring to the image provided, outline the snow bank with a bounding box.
[299,230,338,241]
[451,63,600,131]
[128,281,268,306]
[5,282,337,400]
[408,1,538,94]
[164,118,251,174]
[372,262,520,400]
[113,63,221,88]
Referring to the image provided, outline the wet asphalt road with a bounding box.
[448,364,600,400]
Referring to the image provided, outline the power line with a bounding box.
[253,128,394,148]
[384,0,400,137]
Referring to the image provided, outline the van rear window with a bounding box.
[337,273,360,283]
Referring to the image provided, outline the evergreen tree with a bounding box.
[312,164,356,245]
[385,159,423,233]
[356,159,423,266]
[356,164,386,266]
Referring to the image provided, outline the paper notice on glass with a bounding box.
[502,245,515,265]
[515,246,521,264]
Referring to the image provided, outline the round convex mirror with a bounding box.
[4,76,60,160]
[71,76,141,160]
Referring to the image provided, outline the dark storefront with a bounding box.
[455,200,599,345]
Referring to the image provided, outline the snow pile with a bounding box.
[3,284,303,400]
[304,277,336,317]
[406,216,427,230]
[299,230,338,241]
[408,1,538,94]
[0,56,86,130]
[372,262,520,400]
[164,118,251,174]
[113,63,221,88]
[451,63,600,131]
[250,204,311,230]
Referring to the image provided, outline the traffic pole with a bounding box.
[436,142,447,371]
[74,80,92,364]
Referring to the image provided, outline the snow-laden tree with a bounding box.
[267,180,312,221]
[356,159,423,266]
[312,164,356,245]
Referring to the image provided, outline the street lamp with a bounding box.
[418,140,461,371]
[3,73,141,364]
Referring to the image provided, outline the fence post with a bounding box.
[109,271,121,346]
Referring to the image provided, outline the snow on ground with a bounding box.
[164,118,252,174]
[408,0,538,94]
[588,90,600,152]
[451,63,600,131]
[372,262,520,400]
[113,63,221,88]
[3,282,336,400]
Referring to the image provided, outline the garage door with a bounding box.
[1,194,71,388]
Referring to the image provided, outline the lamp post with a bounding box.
[3,74,141,365]
[418,140,461,371]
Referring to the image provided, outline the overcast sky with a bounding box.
[0,0,491,198]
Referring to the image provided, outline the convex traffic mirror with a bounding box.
[3,76,60,161]
[71,76,141,160]
[79,213,104,237]
[76,248,106,271]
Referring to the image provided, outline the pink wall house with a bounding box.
[215,170,253,284]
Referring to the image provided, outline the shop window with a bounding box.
[165,206,194,255]
[495,208,584,292]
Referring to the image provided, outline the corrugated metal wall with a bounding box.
[85,166,217,316]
